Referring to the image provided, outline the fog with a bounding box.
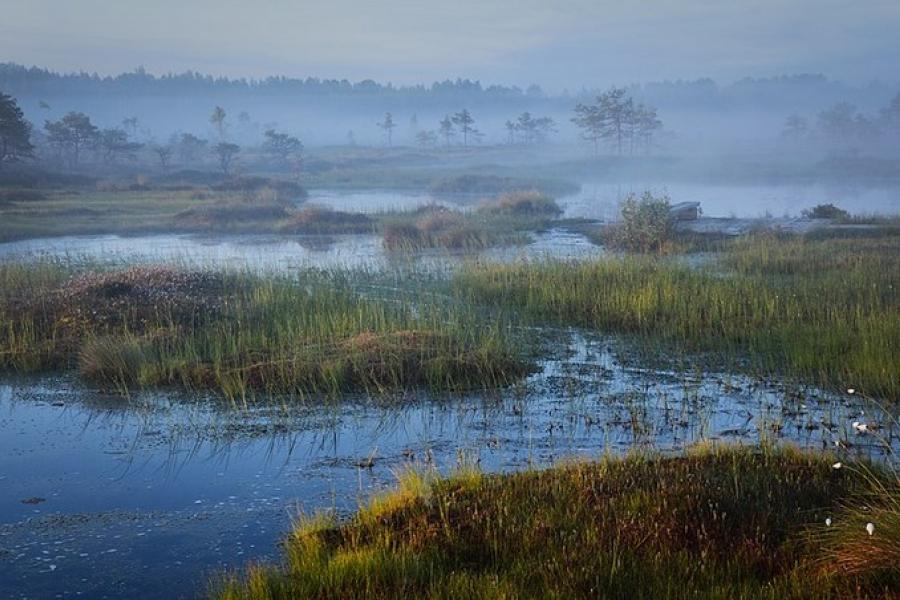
[1,1,899,216]
[2,5,900,599]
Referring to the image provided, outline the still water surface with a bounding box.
[1,332,895,599]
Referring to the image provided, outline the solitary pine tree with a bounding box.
[378,112,396,146]
[451,109,477,146]
[439,115,454,146]
[210,106,227,140]
[263,129,303,165]
[44,112,99,167]
[0,92,34,170]
[571,102,604,155]
[214,142,240,175]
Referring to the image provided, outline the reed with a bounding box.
[454,232,900,400]
[0,262,530,400]
[213,444,898,599]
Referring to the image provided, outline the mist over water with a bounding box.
[1,2,900,599]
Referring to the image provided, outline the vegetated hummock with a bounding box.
[0,176,313,242]
[214,445,900,599]
[381,191,562,251]
[454,230,900,401]
[278,206,376,234]
[0,263,529,399]
[0,171,575,243]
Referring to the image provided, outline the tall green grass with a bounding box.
[454,232,900,400]
[0,263,530,400]
[213,444,899,599]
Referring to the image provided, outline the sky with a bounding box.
[2,0,899,90]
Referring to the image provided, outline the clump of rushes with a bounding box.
[0,263,530,399]
[475,189,563,218]
[454,231,900,400]
[214,445,898,599]
[278,206,375,234]
[380,196,561,252]
[814,461,900,583]
[381,206,512,251]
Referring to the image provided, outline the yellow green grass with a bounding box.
[0,263,530,399]
[214,445,900,599]
[454,232,900,400]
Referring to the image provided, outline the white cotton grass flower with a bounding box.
[825,517,832,527]
[847,388,856,395]
[866,522,875,536]
[832,462,842,470]
[852,421,869,433]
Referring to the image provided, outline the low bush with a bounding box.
[603,191,673,253]
[802,203,851,220]
[476,190,562,217]
[279,206,375,234]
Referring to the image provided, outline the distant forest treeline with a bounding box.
[2,63,898,147]
[2,63,895,109]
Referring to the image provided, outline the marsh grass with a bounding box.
[214,445,899,599]
[815,463,900,583]
[0,187,284,241]
[475,189,563,218]
[454,232,900,400]
[0,263,530,399]
[380,195,561,251]
[278,206,376,234]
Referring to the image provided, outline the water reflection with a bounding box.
[564,181,900,220]
[0,331,895,599]
[0,228,603,273]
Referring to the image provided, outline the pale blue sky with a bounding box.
[2,0,898,88]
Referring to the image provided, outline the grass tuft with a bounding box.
[213,445,899,599]
[454,231,900,400]
[0,263,530,399]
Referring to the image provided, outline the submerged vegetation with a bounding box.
[0,263,529,399]
[215,445,900,599]
[455,231,900,400]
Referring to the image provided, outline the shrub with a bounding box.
[477,190,562,217]
[802,203,851,220]
[604,191,672,253]
[279,206,374,234]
